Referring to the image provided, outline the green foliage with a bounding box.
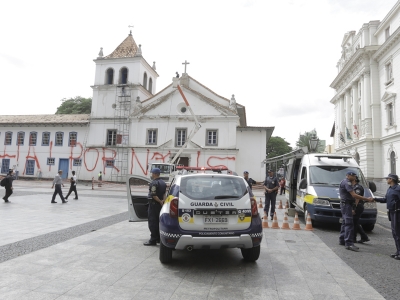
[296,129,324,153]
[55,96,92,114]
[266,136,292,158]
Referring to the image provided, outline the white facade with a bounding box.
[0,32,273,182]
[330,0,400,184]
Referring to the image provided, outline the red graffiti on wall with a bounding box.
[22,146,42,175]
[197,151,201,167]
[206,156,236,168]
[48,141,53,172]
[130,149,171,175]
[83,148,99,172]
[69,142,83,169]
[101,147,119,174]
[0,146,16,159]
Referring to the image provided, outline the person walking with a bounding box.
[243,171,256,190]
[144,168,166,246]
[2,169,16,203]
[263,170,279,220]
[65,170,78,200]
[374,174,400,260]
[352,176,369,243]
[279,177,286,195]
[98,171,102,187]
[51,170,67,204]
[339,171,372,251]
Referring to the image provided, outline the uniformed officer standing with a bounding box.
[243,171,256,190]
[339,171,373,251]
[374,174,400,260]
[144,168,167,246]
[352,176,369,243]
[263,170,279,220]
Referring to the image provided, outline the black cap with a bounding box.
[267,170,273,173]
[385,174,399,181]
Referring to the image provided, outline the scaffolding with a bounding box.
[110,84,131,183]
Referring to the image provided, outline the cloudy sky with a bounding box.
[0,0,397,148]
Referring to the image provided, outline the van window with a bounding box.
[300,167,307,180]
[309,166,365,186]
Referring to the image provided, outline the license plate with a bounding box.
[204,216,228,223]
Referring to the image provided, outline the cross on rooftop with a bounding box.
[182,60,190,73]
[128,25,134,34]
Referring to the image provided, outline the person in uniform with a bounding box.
[3,169,16,203]
[243,171,256,190]
[339,170,372,251]
[144,168,167,246]
[263,170,279,220]
[352,176,369,243]
[51,170,68,204]
[374,174,400,260]
[65,170,78,200]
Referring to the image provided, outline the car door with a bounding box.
[126,175,152,222]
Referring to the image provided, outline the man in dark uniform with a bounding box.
[375,174,400,260]
[352,176,369,243]
[3,169,16,202]
[144,168,167,246]
[263,170,279,220]
[339,170,373,251]
[243,171,256,190]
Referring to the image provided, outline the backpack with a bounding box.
[0,177,8,187]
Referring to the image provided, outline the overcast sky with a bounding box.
[0,0,397,148]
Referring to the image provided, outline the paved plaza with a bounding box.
[0,180,385,299]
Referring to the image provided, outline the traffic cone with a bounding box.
[285,200,289,209]
[258,198,263,208]
[271,212,280,229]
[305,213,314,231]
[262,211,269,228]
[277,199,283,209]
[281,212,290,229]
[291,212,301,230]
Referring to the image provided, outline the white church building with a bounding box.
[330,0,400,187]
[0,32,273,182]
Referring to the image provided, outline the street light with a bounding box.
[309,134,319,153]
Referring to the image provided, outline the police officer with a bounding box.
[263,170,279,220]
[339,170,373,251]
[144,168,167,246]
[243,171,256,190]
[374,174,400,260]
[353,176,369,243]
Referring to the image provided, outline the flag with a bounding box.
[339,132,345,143]
[346,127,352,140]
[353,125,359,138]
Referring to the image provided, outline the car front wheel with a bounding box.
[241,245,260,262]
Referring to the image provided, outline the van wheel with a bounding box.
[241,245,260,262]
[362,224,374,232]
[159,242,173,263]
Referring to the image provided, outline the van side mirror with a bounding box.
[299,178,307,189]
[368,181,377,193]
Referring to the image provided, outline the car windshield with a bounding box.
[309,166,368,186]
[180,175,247,200]
[152,164,171,174]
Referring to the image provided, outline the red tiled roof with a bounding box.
[104,33,138,59]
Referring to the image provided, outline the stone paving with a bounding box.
[0,180,385,299]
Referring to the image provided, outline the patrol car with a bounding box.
[127,172,263,263]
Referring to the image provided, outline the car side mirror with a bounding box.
[368,181,377,193]
[299,178,307,189]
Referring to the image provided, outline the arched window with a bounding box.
[119,67,128,84]
[390,151,396,174]
[143,72,147,89]
[106,68,114,84]
[149,78,153,93]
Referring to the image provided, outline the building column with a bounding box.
[345,89,351,142]
[352,81,359,140]
[363,70,372,136]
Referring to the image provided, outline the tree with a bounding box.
[55,96,92,114]
[296,129,325,153]
[266,136,292,175]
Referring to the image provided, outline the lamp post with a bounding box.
[309,134,319,153]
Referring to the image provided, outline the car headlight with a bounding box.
[313,198,330,206]
[364,202,377,209]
